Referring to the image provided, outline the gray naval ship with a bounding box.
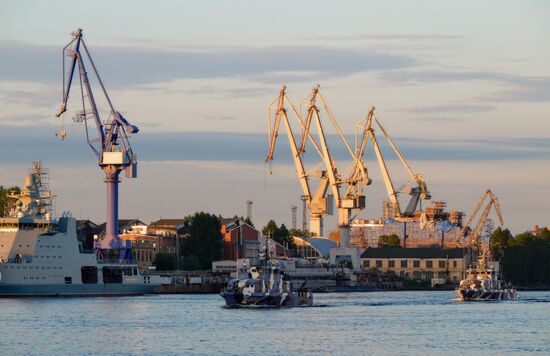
[0,162,161,297]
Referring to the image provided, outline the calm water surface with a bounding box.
[1,291,549,355]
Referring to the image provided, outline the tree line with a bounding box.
[490,227,550,286]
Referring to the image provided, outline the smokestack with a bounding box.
[291,205,297,230]
[246,200,253,221]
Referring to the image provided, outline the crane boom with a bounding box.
[458,189,504,250]
[55,29,138,257]
[265,86,331,236]
[266,86,311,199]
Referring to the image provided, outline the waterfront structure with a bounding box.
[0,163,161,296]
[221,218,260,260]
[360,247,470,283]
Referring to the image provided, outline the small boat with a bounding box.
[455,255,517,301]
[221,264,313,308]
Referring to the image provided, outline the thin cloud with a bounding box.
[396,104,496,114]
[308,34,463,41]
[379,69,550,103]
[1,128,548,164]
[0,40,416,87]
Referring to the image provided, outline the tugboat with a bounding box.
[220,237,313,308]
[455,254,517,301]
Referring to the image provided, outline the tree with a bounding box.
[180,255,203,271]
[243,217,254,227]
[489,227,513,261]
[262,220,296,252]
[184,212,223,270]
[499,229,550,286]
[154,252,176,271]
[262,220,278,237]
[378,234,401,247]
[275,223,296,251]
[0,186,20,217]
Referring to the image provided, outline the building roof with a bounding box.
[221,217,256,232]
[118,219,147,227]
[360,247,467,259]
[149,218,188,227]
[293,236,336,257]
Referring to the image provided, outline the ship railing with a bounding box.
[96,258,136,265]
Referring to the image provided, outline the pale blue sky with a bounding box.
[0,1,549,233]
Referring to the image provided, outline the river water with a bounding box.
[1,291,548,355]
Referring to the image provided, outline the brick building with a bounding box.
[148,218,189,256]
[221,218,260,260]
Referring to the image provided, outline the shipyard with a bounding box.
[1,1,549,355]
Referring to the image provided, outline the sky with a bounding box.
[0,0,549,234]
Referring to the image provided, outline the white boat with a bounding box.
[0,163,161,297]
[455,255,517,301]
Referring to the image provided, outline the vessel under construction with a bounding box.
[0,162,161,297]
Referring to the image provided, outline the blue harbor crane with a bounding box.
[55,28,138,260]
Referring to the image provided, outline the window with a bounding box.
[439,260,446,268]
[81,266,98,284]
[426,260,433,268]
[363,260,370,268]
[103,267,123,284]
[399,271,405,277]
[425,271,433,279]
[413,271,421,279]
[375,260,382,268]
[413,260,420,268]
[453,260,457,268]
[65,276,72,284]
[400,260,407,268]
[133,267,138,276]
[438,271,446,278]
[388,260,395,268]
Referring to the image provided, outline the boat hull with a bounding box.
[456,289,517,301]
[0,283,159,297]
[221,290,312,308]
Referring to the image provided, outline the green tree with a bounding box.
[275,223,296,251]
[180,255,203,271]
[500,230,550,286]
[262,220,278,237]
[489,227,513,261]
[184,212,223,270]
[154,252,176,271]
[0,186,20,217]
[378,234,401,247]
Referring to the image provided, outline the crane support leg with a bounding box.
[310,214,323,237]
[100,166,121,250]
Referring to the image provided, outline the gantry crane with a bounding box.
[355,109,431,219]
[55,29,138,258]
[297,85,372,247]
[265,86,332,236]
[457,189,504,253]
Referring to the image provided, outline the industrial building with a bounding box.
[360,247,471,284]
